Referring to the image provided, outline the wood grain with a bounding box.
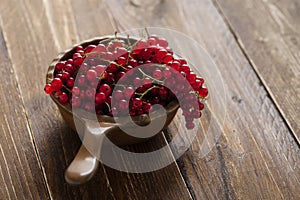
[0,0,192,199]
[0,27,50,199]
[0,0,299,199]
[105,0,300,199]
[215,0,300,143]
[0,0,116,199]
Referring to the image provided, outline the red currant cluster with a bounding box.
[45,35,208,129]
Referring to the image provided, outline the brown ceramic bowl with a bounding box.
[46,36,180,184]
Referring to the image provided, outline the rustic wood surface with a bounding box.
[0,0,299,199]
[215,0,300,143]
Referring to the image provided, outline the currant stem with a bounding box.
[139,85,159,99]
[62,85,72,93]
[144,27,150,38]
[138,68,164,84]
[104,101,111,112]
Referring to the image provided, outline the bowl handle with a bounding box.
[65,120,116,185]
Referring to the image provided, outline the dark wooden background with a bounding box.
[0,0,299,199]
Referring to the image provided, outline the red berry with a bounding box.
[55,62,65,72]
[65,64,75,74]
[61,72,70,82]
[198,87,208,98]
[125,87,135,99]
[147,38,157,46]
[143,78,152,88]
[119,99,128,112]
[99,84,112,96]
[170,61,180,71]
[163,68,172,79]
[94,65,106,75]
[143,103,152,113]
[186,121,195,130]
[85,45,96,53]
[75,45,84,52]
[66,77,75,88]
[95,92,106,104]
[94,44,106,53]
[198,101,204,110]
[72,87,81,95]
[59,92,69,104]
[44,84,53,94]
[131,98,142,110]
[113,90,124,100]
[66,59,74,66]
[163,53,173,63]
[157,39,168,48]
[134,77,142,87]
[85,87,96,100]
[117,57,126,66]
[86,69,98,82]
[153,69,163,80]
[156,49,167,59]
[186,72,196,84]
[51,78,63,91]
[78,75,86,87]
[73,52,82,60]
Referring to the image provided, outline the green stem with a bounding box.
[138,68,164,84]
[62,85,72,93]
[144,27,150,38]
[139,85,159,99]
[104,102,111,112]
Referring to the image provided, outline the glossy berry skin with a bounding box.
[198,87,208,98]
[131,98,142,110]
[153,69,163,80]
[45,35,208,130]
[51,78,63,91]
[66,77,75,88]
[95,92,106,104]
[86,69,98,82]
[59,92,69,104]
[124,87,135,99]
[44,84,53,94]
[99,84,112,96]
[72,87,81,95]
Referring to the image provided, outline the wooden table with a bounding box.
[0,0,299,199]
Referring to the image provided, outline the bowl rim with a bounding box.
[46,35,180,123]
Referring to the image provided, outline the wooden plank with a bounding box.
[215,0,300,143]
[0,0,116,199]
[0,27,50,199]
[103,134,192,200]
[105,0,300,199]
[0,0,192,199]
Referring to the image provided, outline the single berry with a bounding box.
[59,92,69,104]
[86,69,98,82]
[99,84,112,96]
[44,84,53,94]
[51,78,63,91]
[131,98,142,110]
[153,69,163,80]
[198,87,208,98]
[95,92,106,104]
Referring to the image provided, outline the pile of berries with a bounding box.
[45,34,208,129]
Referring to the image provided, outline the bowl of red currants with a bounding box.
[45,34,208,184]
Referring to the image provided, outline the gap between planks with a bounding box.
[211,0,300,148]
